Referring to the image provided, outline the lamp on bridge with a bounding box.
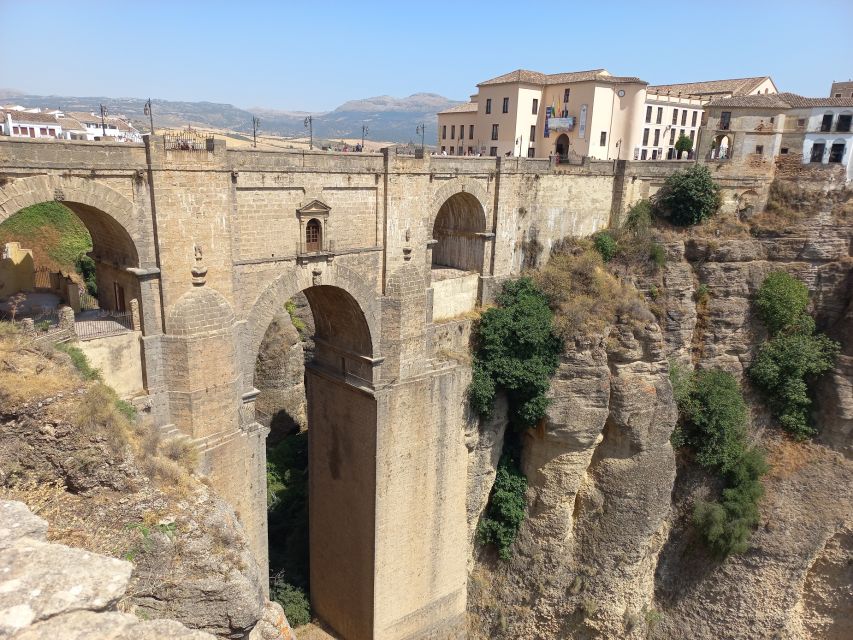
[143,99,154,135]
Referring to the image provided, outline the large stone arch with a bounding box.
[428,176,491,234]
[241,262,381,390]
[0,174,143,263]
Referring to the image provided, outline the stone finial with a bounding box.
[191,244,207,286]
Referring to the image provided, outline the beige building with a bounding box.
[698,92,853,181]
[438,70,778,163]
[831,80,853,98]
[437,68,648,160]
[637,76,777,160]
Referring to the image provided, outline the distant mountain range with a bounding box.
[0,89,463,144]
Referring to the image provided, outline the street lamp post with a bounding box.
[361,124,369,150]
[143,99,154,134]
[252,116,260,148]
[304,116,313,150]
[416,123,425,153]
[99,104,107,137]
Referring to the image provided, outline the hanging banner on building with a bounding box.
[579,104,587,139]
[544,106,552,138]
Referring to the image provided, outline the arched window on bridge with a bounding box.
[305,218,322,253]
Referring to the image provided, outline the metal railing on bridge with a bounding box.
[163,129,215,152]
[74,310,134,340]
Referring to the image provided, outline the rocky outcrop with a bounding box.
[467,320,677,639]
[0,499,214,640]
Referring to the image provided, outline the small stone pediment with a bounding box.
[297,199,331,219]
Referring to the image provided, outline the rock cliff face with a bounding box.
[0,334,294,639]
[466,193,852,638]
[467,321,677,638]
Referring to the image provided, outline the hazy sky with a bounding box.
[2,0,851,111]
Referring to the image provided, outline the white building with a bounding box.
[65,111,142,143]
[1,108,62,138]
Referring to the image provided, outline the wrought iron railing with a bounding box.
[75,310,134,340]
[163,129,215,152]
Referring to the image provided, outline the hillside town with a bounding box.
[0,105,141,142]
[438,71,853,180]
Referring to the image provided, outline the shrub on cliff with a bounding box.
[469,277,561,428]
[476,451,528,560]
[592,231,617,263]
[750,272,840,439]
[653,164,721,226]
[671,365,768,557]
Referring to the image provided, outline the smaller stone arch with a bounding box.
[428,177,491,234]
[241,262,380,390]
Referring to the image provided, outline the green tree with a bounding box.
[750,272,840,439]
[470,277,561,428]
[754,271,809,336]
[670,365,768,557]
[593,231,617,263]
[476,452,528,560]
[674,133,693,158]
[653,164,721,226]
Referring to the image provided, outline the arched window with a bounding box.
[305,218,322,252]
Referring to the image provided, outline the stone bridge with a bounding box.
[0,136,771,640]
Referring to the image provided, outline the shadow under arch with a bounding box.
[250,280,380,639]
[431,190,488,273]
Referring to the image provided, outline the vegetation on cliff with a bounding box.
[0,201,92,273]
[470,278,560,559]
[653,164,721,226]
[671,365,768,557]
[750,272,840,439]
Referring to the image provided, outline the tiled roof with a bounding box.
[477,68,646,87]
[2,109,60,124]
[707,92,853,109]
[57,114,87,131]
[647,76,772,97]
[437,102,479,115]
[66,111,137,132]
[775,92,853,108]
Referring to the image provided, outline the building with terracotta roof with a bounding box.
[437,68,647,160]
[65,111,142,142]
[698,88,853,181]
[1,108,62,138]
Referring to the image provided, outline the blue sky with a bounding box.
[1,0,851,111]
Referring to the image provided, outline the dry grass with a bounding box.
[0,327,78,406]
[534,239,653,339]
[160,436,200,473]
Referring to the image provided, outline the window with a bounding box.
[532,98,538,115]
[441,146,446,153]
[600,131,607,146]
[489,146,498,156]
[653,129,660,146]
[645,106,652,123]
[837,114,852,132]
[720,111,731,130]
[641,149,648,160]
[672,109,678,125]
[652,150,658,160]
[769,116,775,124]
[810,143,825,163]
[502,97,509,113]
[820,114,833,132]
[755,145,764,155]
[305,218,322,252]
[642,128,649,145]
[689,130,695,141]
[469,124,474,139]
[835,93,842,98]
[680,129,685,140]
[527,147,535,158]
[829,142,845,163]
[692,111,698,127]
[40,127,47,135]
[449,146,455,155]
[442,125,446,139]
[667,148,675,159]
[491,124,499,140]
[681,110,687,126]
[468,146,474,155]
[450,125,455,140]
[657,107,663,124]
[669,129,675,145]
[780,147,789,154]
[530,125,536,142]
[12,126,19,135]
[797,118,806,127]
[563,88,570,103]
[485,99,492,114]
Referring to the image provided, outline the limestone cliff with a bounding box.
[0,331,295,639]
[466,187,852,638]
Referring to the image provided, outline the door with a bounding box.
[114,283,126,312]
[810,143,826,163]
[305,219,321,253]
